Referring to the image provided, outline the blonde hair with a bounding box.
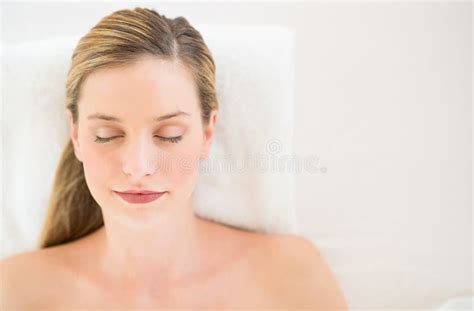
[37,7,218,248]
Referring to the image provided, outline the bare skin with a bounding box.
[50,218,275,309]
[0,220,349,310]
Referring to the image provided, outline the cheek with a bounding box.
[80,145,115,193]
[161,139,202,187]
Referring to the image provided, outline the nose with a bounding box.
[121,134,158,179]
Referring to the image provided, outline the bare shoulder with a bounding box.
[0,247,71,309]
[255,233,349,310]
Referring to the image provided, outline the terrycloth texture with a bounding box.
[436,296,473,310]
[1,25,297,259]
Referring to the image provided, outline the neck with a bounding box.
[94,197,210,291]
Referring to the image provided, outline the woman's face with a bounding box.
[67,57,217,225]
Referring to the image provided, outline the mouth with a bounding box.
[113,190,167,204]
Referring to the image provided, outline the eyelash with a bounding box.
[94,136,183,144]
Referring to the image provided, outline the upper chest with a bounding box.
[46,235,280,309]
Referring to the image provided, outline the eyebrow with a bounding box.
[86,110,190,123]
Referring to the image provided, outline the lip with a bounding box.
[114,190,166,204]
[118,189,165,194]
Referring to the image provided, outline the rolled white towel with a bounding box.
[436,296,473,310]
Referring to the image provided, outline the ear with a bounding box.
[66,110,83,163]
[200,110,218,161]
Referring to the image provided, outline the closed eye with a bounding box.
[94,136,183,144]
[95,136,118,144]
[158,136,182,144]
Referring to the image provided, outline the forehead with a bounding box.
[78,57,199,117]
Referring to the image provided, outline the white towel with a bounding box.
[1,25,298,259]
[436,296,473,310]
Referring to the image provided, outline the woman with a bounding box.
[0,7,348,309]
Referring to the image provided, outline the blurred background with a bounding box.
[1,0,472,309]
